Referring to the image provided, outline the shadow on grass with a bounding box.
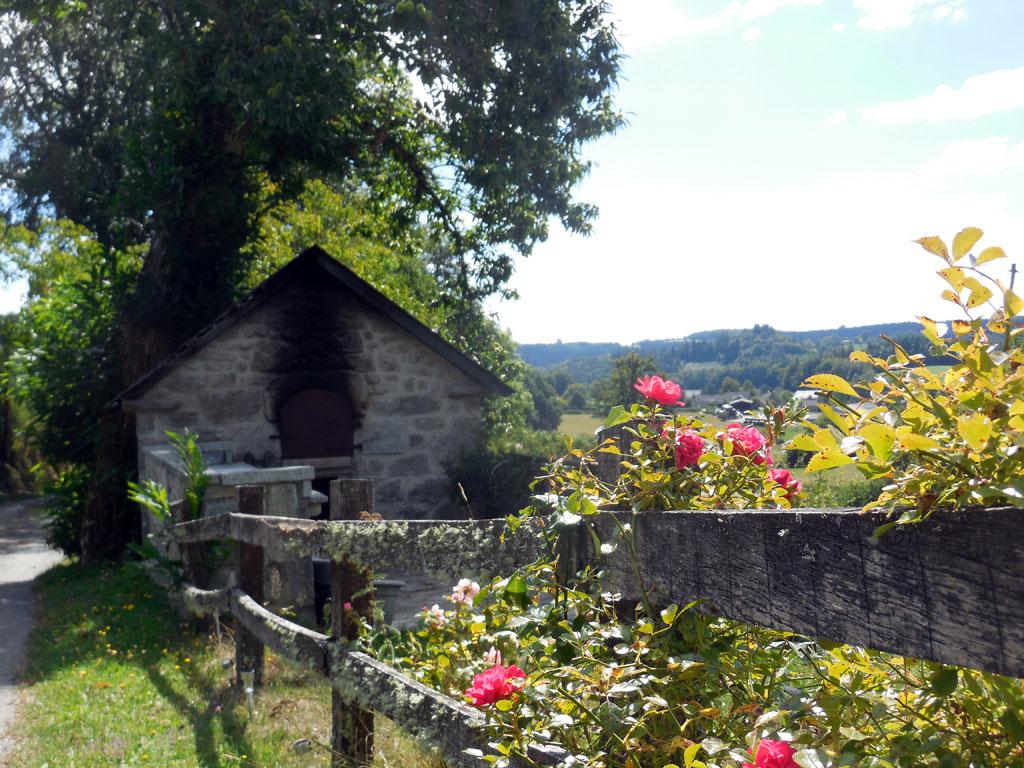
[144,662,251,768]
[19,560,256,767]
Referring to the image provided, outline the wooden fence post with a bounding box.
[235,484,265,687]
[330,478,375,766]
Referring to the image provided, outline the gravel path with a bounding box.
[0,498,62,760]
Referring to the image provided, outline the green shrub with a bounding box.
[40,464,89,557]
[794,226,1024,531]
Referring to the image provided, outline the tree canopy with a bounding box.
[1,0,621,327]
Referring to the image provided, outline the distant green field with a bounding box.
[791,462,863,487]
[559,412,604,436]
[559,409,726,437]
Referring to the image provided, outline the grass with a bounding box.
[558,409,727,440]
[557,412,603,438]
[6,561,444,768]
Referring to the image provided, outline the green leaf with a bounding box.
[603,405,631,430]
[660,603,679,625]
[793,749,829,768]
[952,226,982,261]
[858,423,895,462]
[929,666,958,697]
[1000,708,1024,741]
[495,698,514,712]
[803,374,858,397]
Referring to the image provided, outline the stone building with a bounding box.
[115,246,511,522]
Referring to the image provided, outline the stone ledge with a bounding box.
[205,463,315,486]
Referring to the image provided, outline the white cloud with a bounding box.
[920,137,1024,179]
[861,67,1024,123]
[743,26,764,41]
[825,108,848,124]
[612,0,823,50]
[489,144,1023,344]
[854,0,967,31]
[830,22,847,31]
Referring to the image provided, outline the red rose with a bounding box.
[742,739,798,768]
[675,429,704,468]
[634,375,684,406]
[465,664,526,707]
[769,467,802,501]
[723,423,768,465]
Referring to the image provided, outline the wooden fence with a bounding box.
[171,479,1023,767]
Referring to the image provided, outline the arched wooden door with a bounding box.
[278,388,355,460]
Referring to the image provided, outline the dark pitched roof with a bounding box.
[110,246,513,406]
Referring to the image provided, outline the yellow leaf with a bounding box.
[858,423,895,461]
[917,316,943,345]
[803,374,859,397]
[957,413,992,451]
[975,245,1006,266]
[941,289,961,304]
[951,319,972,335]
[787,434,820,452]
[938,267,965,290]
[813,428,840,450]
[1005,290,1024,318]
[952,227,983,261]
[807,450,854,472]
[916,236,950,262]
[963,277,993,309]
[819,402,853,435]
[896,431,940,451]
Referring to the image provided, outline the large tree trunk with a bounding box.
[79,320,183,563]
[78,109,251,563]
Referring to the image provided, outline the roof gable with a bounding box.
[111,246,513,405]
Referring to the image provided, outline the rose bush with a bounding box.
[360,231,1024,768]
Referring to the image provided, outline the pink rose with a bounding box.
[723,423,768,465]
[425,604,446,627]
[742,739,799,768]
[450,578,481,606]
[674,429,704,468]
[465,664,526,707]
[769,467,802,501]
[342,601,353,611]
[634,375,684,406]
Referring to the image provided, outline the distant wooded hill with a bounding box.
[519,321,939,393]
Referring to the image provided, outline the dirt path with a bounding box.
[0,498,62,758]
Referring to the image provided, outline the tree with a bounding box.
[564,382,588,411]
[1,1,622,560]
[591,352,657,414]
[523,368,564,432]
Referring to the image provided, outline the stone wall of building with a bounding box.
[129,274,489,519]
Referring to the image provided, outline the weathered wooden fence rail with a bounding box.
[171,480,1023,766]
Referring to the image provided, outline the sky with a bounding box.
[485,0,1024,344]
